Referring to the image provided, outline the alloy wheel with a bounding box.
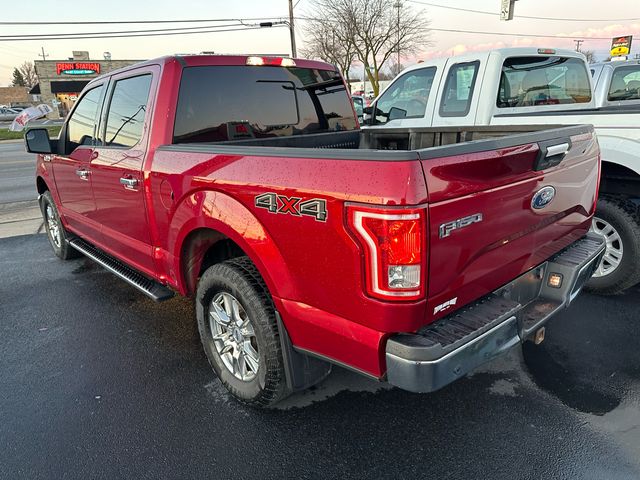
[591,216,623,278]
[208,292,260,382]
[45,204,61,248]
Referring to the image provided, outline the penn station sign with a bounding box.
[56,62,101,75]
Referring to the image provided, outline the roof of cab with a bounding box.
[85,54,337,87]
[399,47,586,76]
[591,59,640,68]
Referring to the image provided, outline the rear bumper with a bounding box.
[385,232,606,393]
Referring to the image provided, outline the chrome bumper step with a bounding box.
[69,238,174,302]
[385,232,606,393]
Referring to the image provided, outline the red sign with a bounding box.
[56,62,101,75]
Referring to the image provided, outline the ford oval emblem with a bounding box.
[531,186,556,209]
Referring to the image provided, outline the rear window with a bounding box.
[498,56,591,108]
[173,66,357,143]
[608,65,640,102]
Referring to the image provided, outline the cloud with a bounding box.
[558,23,640,39]
[414,22,640,62]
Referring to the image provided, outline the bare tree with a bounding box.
[300,18,358,84]
[387,60,405,78]
[581,50,597,64]
[303,0,431,96]
[18,62,37,89]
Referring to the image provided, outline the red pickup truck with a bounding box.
[25,54,605,407]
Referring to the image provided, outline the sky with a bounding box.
[1,0,640,86]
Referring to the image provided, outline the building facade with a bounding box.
[34,51,143,118]
[0,86,31,108]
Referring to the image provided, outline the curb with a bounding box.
[0,139,24,144]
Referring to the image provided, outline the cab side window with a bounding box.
[439,61,479,117]
[374,67,436,124]
[103,74,152,148]
[66,85,104,153]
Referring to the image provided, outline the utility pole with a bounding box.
[395,1,401,72]
[288,0,297,58]
[574,39,584,52]
[39,47,49,61]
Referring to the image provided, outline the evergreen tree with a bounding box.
[11,68,26,87]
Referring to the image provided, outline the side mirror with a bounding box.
[362,106,373,115]
[24,128,54,154]
[388,106,407,121]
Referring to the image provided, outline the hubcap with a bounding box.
[208,292,259,382]
[45,204,61,248]
[591,216,623,278]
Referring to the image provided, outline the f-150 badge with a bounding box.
[439,213,483,238]
[255,192,327,222]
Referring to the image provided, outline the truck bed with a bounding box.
[166,124,585,159]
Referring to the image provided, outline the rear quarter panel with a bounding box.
[147,149,429,376]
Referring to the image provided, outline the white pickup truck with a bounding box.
[364,48,640,295]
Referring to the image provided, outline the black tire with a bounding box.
[40,191,79,260]
[585,195,640,295]
[196,257,289,407]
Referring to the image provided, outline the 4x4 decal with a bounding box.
[255,193,327,222]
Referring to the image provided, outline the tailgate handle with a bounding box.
[534,139,571,171]
[546,143,569,157]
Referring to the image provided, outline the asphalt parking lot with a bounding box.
[1,234,639,479]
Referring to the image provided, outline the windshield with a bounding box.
[173,65,357,143]
[498,56,591,108]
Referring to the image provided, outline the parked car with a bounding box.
[26,54,604,407]
[363,47,640,295]
[0,107,20,122]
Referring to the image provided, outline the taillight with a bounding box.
[348,206,425,301]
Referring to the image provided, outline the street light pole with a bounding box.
[395,1,401,70]
[288,0,297,58]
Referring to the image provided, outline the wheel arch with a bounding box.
[599,161,640,198]
[171,190,296,299]
[36,175,49,194]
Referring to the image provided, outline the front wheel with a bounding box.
[196,257,289,407]
[40,191,79,260]
[585,196,640,295]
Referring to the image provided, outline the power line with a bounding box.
[405,0,640,22]
[295,16,613,40]
[426,26,610,40]
[0,24,287,42]
[0,23,248,39]
[0,16,283,25]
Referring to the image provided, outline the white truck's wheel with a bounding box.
[586,196,640,295]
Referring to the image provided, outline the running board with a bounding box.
[69,238,175,302]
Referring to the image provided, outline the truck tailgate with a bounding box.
[421,126,599,322]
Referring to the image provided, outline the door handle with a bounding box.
[120,177,139,189]
[75,168,90,181]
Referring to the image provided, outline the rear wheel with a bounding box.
[586,196,640,295]
[40,191,79,260]
[196,257,289,407]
